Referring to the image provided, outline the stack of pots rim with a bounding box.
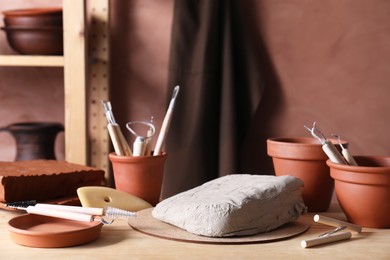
[267,137,347,212]
[1,7,63,55]
[327,156,390,228]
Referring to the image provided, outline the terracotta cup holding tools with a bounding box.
[109,152,167,206]
[267,137,347,212]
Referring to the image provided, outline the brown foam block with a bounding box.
[128,208,310,244]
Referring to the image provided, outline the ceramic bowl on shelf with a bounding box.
[2,8,62,27]
[1,26,63,55]
[1,7,63,55]
[327,156,390,228]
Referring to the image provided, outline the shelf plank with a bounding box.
[0,55,64,67]
[63,0,88,165]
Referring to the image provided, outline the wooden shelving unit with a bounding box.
[0,0,110,173]
[0,55,64,67]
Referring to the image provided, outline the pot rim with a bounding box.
[267,137,347,160]
[109,152,167,163]
[2,8,62,17]
[1,26,62,31]
[267,137,347,146]
[327,156,390,173]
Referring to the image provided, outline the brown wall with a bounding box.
[1,1,389,174]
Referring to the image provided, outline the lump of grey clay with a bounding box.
[152,174,307,237]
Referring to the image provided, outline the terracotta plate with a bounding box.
[7,214,102,248]
[128,208,310,244]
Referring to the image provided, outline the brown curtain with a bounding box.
[161,0,264,198]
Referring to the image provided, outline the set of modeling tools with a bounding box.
[304,122,358,166]
[103,85,180,157]
[301,214,362,248]
[6,201,136,224]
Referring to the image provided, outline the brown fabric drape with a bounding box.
[161,0,264,198]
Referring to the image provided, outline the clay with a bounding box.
[0,160,105,203]
[152,174,307,237]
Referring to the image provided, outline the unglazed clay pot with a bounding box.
[267,137,347,212]
[1,26,63,55]
[328,156,390,228]
[109,152,167,206]
[0,122,64,161]
[3,8,62,27]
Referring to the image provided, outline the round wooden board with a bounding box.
[128,208,310,244]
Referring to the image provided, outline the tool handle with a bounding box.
[301,231,351,248]
[108,124,132,156]
[342,148,358,166]
[314,214,362,233]
[35,204,104,216]
[116,125,132,156]
[133,137,146,156]
[323,141,348,164]
[26,206,94,222]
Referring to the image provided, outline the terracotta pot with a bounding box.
[328,156,390,228]
[0,122,64,161]
[1,26,63,55]
[267,137,347,212]
[2,8,62,17]
[109,152,167,206]
[3,8,62,27]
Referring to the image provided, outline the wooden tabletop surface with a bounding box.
[0,202,389,259]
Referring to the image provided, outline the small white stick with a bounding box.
[301,231,351,248]
[314,214,362,233]
[153,85,180,156]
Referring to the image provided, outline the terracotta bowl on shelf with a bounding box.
[1,26,63,55]
[327,156,390,228]
[267,137,347,212]
[2,8,62,27]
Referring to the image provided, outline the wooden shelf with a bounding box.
[0,0,110,171]
[0,55,64,67]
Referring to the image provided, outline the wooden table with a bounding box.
[0,203,389,259]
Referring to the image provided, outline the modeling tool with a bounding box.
[102,100,132,156]
[332,134,358,166]
[314,214,362,233]
[6,201,136,224]
[126,120,155,156]
[153,85,180,156]
[304,122,347,164]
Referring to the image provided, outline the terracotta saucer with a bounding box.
[7,214,102,248]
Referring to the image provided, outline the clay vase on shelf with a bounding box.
[0,122,64,161]
[267,137,347,212]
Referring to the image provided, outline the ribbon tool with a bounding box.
[126,120,156,156]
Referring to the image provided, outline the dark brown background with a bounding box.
[1,0,389,176]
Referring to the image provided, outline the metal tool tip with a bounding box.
[172,85,180,99]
